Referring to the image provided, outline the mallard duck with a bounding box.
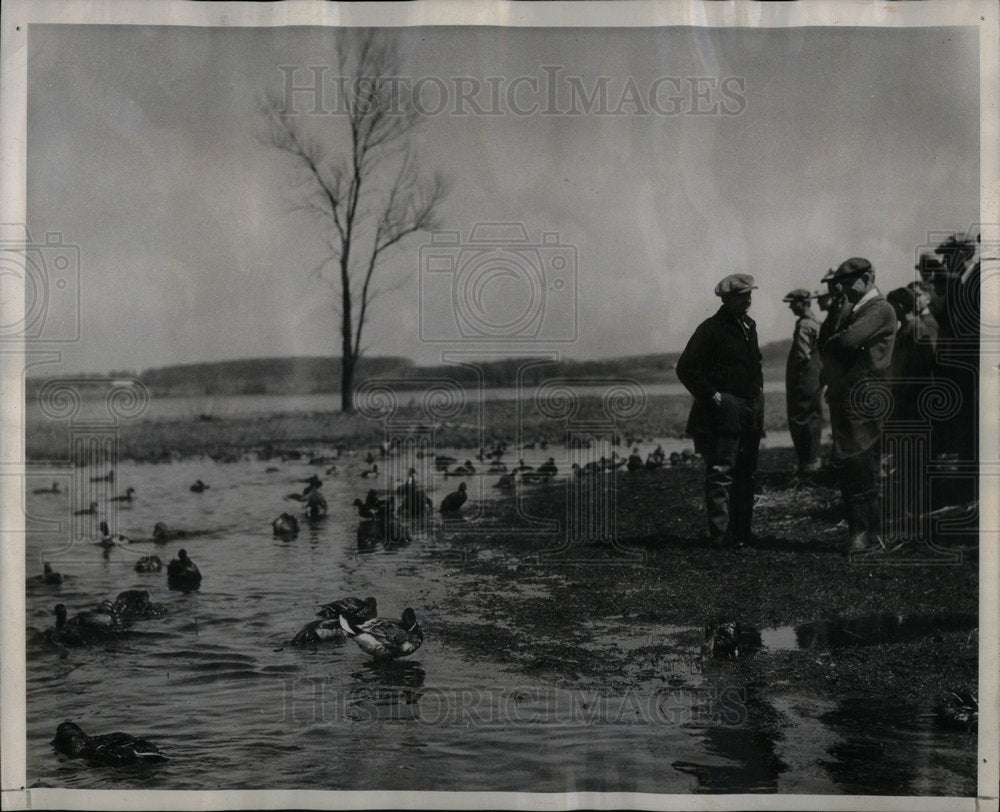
[110,487,136,503]
[113,589,165,622]
[304,489,328,520]
[98,521,130,547]
[90,470,114,483]
[536,458,558,477]
[152,522,187,544]
[272,513,300,536]
[494,473,517,490]
[440,482,468,514]
[317,596,378,623]
[166,549,201,591]
[134,554,163,573]
[936,690,978,732]
[290,617,347,646]
[41,562,63,585]
[52,721,167,768]
[33,481,61,495]
[189,480,208,493]
[339,607,423,660]
[74,501,99,516]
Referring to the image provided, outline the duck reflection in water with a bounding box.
[347,661,426,722]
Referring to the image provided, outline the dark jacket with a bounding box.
[786,312,822,396]
[677,307,763,437]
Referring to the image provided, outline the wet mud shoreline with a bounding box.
[427,445,978,758]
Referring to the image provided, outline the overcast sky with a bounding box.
[26,23,980,374]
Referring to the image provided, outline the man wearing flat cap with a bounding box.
[783,289,822,475]
[677,273,764,549]
[821,257,896,554]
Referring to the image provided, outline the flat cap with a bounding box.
[829,257,873,282]
[821,267,837,284]
[886,286,916,314]
[782,288,812,303]
[714,273,758,297]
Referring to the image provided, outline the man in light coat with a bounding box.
[821,258,897,554]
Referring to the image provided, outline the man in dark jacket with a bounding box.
[783,289,823,474]
[676,274,764,549]
[822,257,897,554]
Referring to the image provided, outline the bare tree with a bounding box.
[262,30,448,413]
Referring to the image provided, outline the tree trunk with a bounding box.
[341,352,355,413]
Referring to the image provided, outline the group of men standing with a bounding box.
[676,257,902,554]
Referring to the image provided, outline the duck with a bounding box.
[701,619,760,661]
[134,554,163,573]
[316,596,378,623]
[109,487,136,503]
[936,690,978,732]
[304,489,328,520]
[352,498,377,521]
[511,459,533,474]
[41,562,63,585]
[289,617,348,646]
[488,462,508,474]
[152,522,187,544]
[52,721,167,768]
[536,457,558,477]
[90,470,115,483]
[272,513,300,536]
[33,481,61,495]
[440,482,468,514]
[74,501,99,516]
[434,455,458,471]
[339,607,423,660]
[166,549,202,591]
[360,463,379,479]
[113,589,165,622]
[98,521,131,547]
[47,601,122,646]
[189,480,208,493]
[494,473,517,490]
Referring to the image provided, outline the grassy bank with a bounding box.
[25,392,790,463]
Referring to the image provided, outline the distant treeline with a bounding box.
[28,340,792,398]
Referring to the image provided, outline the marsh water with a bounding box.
[23,442,977,794]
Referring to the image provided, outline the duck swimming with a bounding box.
[41,562,63,585]
[109,487,136,503]
[152,522,188,544]
[98,521,131,547]
[90,470,115,483]
[167,549,202,591]
[360,463,379,478]
[113,589,166,622]
[272,513,300,536]
[304,488,328,520]
[74,501,99,516]
[52,721,167,768]
[339,607,423,660]
[440,482,468,514]
[134,554,163,573]
[33,481,61,495]
[189,480,208,493]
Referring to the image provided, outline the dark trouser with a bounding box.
[694,395,763,543]
[839,443,881,549]
[787,386,822,471]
